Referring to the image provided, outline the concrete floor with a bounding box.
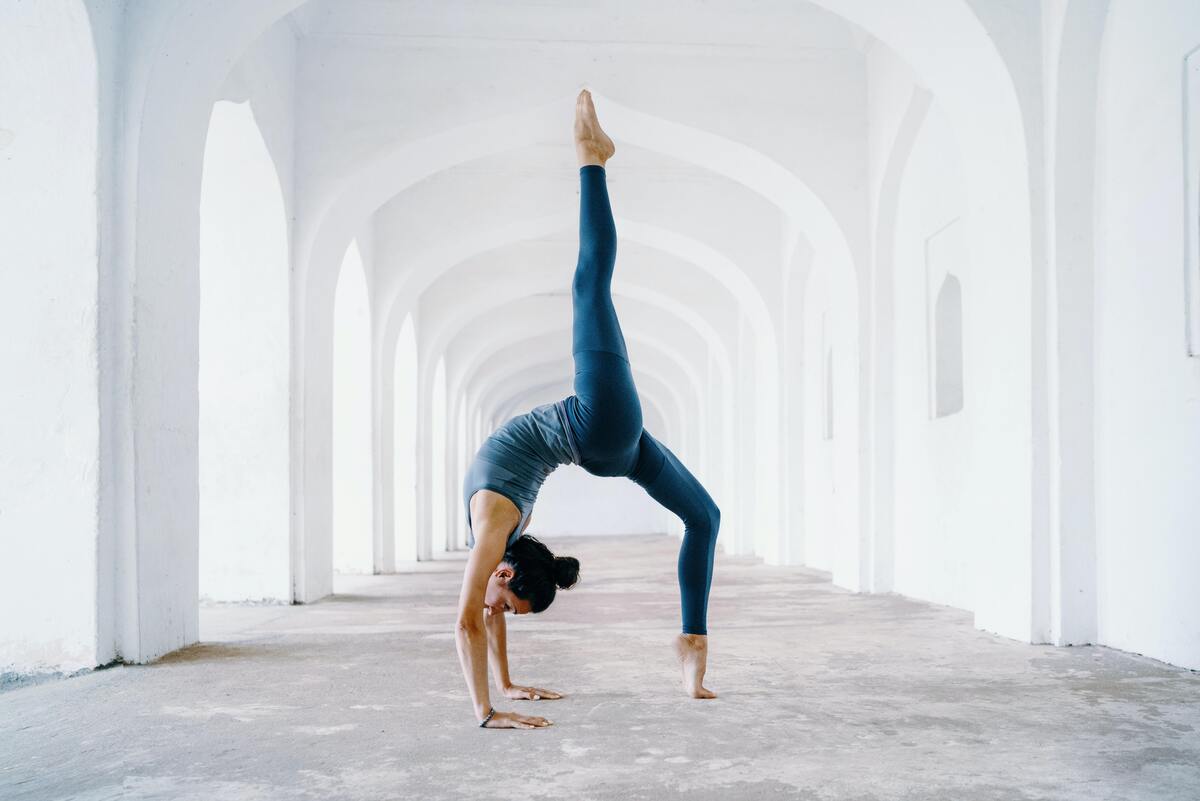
[2,534,1199,801]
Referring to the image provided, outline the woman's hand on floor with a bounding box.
[483,710,553,729]
[503,684,563,701]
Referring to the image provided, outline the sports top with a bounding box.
[462,399,580,549]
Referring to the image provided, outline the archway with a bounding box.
[332,240,373,574]
[430,357,449,553]
[198,100,290,602]
[392,315,419,563]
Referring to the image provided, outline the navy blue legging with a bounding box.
[561,164,721,636]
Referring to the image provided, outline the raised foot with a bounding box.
[575,89,616,166]
[675,633,717,699]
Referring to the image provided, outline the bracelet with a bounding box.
[479,706,496,728]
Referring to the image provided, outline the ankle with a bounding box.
[576,146,606,168]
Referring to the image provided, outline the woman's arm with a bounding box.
[485,608,563,700]
[454,542,501,722]
[484,606,514,691]
[455,491,551,729]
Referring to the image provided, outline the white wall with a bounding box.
[1093,0,1200,670]
[0,0,101,675]
[889,101,976,613]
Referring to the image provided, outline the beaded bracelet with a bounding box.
[479,706,496,728]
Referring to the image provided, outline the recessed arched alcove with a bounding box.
[933,273,964,419]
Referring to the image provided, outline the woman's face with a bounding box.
[484,563,533,616]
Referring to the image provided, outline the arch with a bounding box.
[198,99,291,601]
[454,400,469,547]
[118,0,305,660]
[333,240,373,574]
[305,93,859,584]
[392,315,419,564]
[384,214,781,569]
[382,218,740,532]
[430,357,449,553]
[866,84,932,594]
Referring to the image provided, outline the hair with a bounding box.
[504,534,581,613]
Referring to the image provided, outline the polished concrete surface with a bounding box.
[2,534,1199,800]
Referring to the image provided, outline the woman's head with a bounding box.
[484,535,580,615]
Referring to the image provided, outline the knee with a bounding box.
[572,257,612,295]
[706,502,721,538]
[689,499,720,542]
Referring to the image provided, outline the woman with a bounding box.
[455,89,721,730]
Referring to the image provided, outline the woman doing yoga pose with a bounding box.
[454,90,720,730]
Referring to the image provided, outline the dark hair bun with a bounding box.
[552,556,581,590]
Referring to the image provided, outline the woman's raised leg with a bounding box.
[567,91,642,467]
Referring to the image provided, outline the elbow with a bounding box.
[455,617,484,638]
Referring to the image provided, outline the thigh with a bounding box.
[628,430,718,529]
[568,351,643,461]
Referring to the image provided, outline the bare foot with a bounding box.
[675,633,717,699]
[575,89,615,167]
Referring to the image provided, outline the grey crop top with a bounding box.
[462,399,581,549]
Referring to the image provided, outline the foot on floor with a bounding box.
[675,633,717,699]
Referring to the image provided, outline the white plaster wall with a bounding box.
[801,262,859,586]
[0,0,101,674]
[1093,0,1200,670]
[889,102,976,613]
[373,152,756,559]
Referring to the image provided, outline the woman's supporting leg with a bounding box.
[629,429,721,637]
[629,429,719,698]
